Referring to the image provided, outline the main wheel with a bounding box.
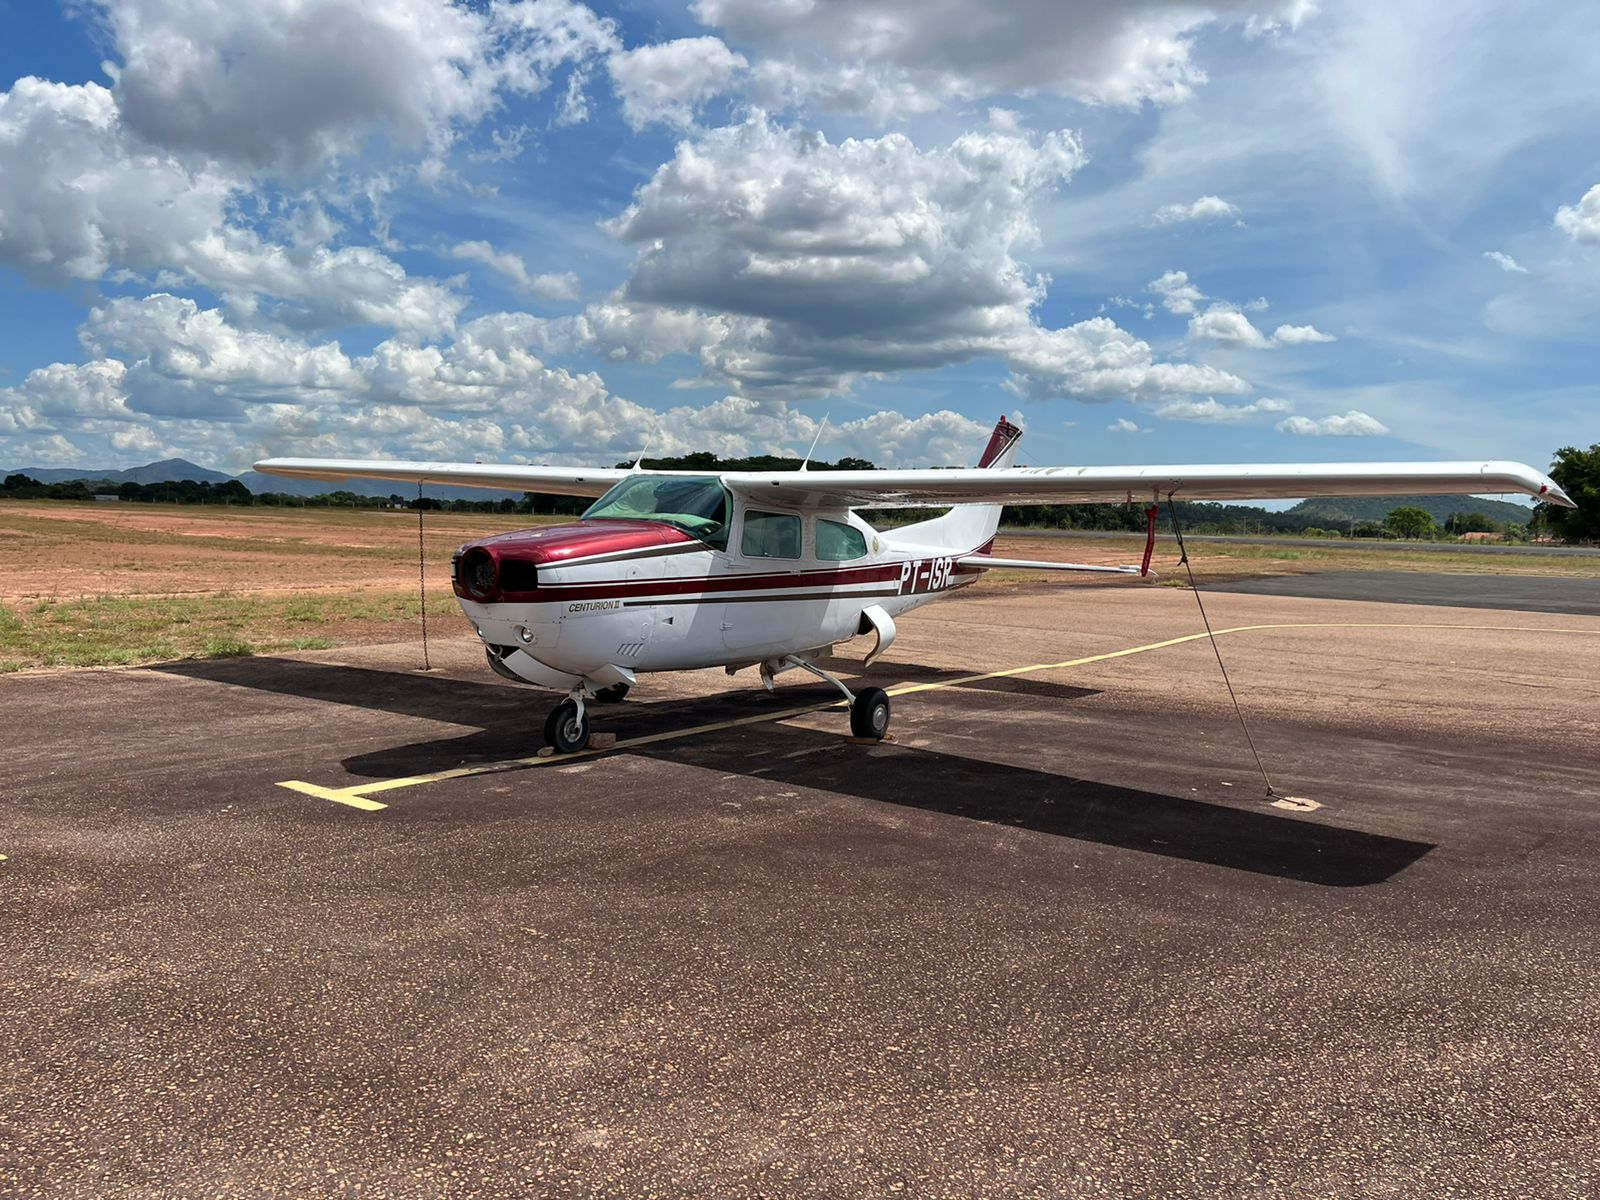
[543,700,591,753]
[849,687,891,740]
[594,683,630,704]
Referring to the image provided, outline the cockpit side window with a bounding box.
[741,510,802,559]
[581,475,730,550]
[816,519,868,561]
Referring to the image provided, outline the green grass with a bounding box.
[0,588,457,670]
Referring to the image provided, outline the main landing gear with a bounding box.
[541,660,892,755]
[850,686,892,740]
[763,654,893,742]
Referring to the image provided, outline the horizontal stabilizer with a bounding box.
[959,554,1146,576]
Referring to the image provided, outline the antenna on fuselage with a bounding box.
[630,436,652,471]
[799,414,830,471]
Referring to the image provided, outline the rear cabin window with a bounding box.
[741,511,802,559]
[816,519,867,561]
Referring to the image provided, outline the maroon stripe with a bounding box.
[624,587,904,607]
[618,576,978,608]
[498,541,993,606]
[536,563,905,601]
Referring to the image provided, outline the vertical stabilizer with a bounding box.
[890,415,1022,552]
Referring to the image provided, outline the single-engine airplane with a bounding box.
[257,418,1574,752]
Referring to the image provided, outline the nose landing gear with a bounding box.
[541,671,635,753]
[543,695,591,754]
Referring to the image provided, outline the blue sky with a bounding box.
[1,0,1597,476]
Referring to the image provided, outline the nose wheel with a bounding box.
[543,697,591,754]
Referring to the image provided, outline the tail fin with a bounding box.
[892,415,1022,552]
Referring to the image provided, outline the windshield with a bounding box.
[581,475,730,549]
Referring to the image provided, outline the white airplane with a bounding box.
[257,417,1574,752]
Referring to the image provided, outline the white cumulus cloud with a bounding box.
[1276,410,1389,437]
[450,241,581,301]
[91,0,618,171]
[2,295,1004,471]
[1188,303,1272,348]
[0,76,463,336]
[1554,184,1600,244]
[1148,269,1206,314]
[594,116,1246,401]
[1270,322,1336,344]
[1154,396,1292,422]
[692,0,1315,114]
[1187,304,1335,348]
[1152,195,1241,224]
[607,36,747,130]
[745,59,953,123]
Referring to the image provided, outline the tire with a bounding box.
[594,683,630,704]
[543,700,590,753]
[849,687,891,740]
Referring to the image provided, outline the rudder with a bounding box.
[892,415,1022,552]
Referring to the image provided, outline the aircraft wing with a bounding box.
[720,460,1576,509]
[253,455,1576,509]
[252,458,631,498]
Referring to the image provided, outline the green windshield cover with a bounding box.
[581,475,730,541]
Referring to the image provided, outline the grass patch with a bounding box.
[0,588,456,670]
[200,636,256,658]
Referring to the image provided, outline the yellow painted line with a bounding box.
[886,620,1600,696]
[277,619,1600,810]
[277,779,389,812]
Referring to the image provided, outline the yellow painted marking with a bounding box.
[277,779,389,812]
[886,620,1600,697]
[277,619,1600,810]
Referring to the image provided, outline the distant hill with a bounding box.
[4,458,516,502]
[1286,494,1534,527]
[8,457,234,487]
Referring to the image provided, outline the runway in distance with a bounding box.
[257,418,1574,751]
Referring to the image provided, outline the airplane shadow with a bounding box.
[820,653,1104,704]
[153,657,1432,888]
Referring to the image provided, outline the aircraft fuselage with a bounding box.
[452,513,983,691]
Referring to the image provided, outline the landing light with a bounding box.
[516,625,537,645]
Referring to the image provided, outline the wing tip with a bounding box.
[1543,483,1579,509]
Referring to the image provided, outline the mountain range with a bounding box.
[1286,494,1534,526]
[3,457,509,501]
